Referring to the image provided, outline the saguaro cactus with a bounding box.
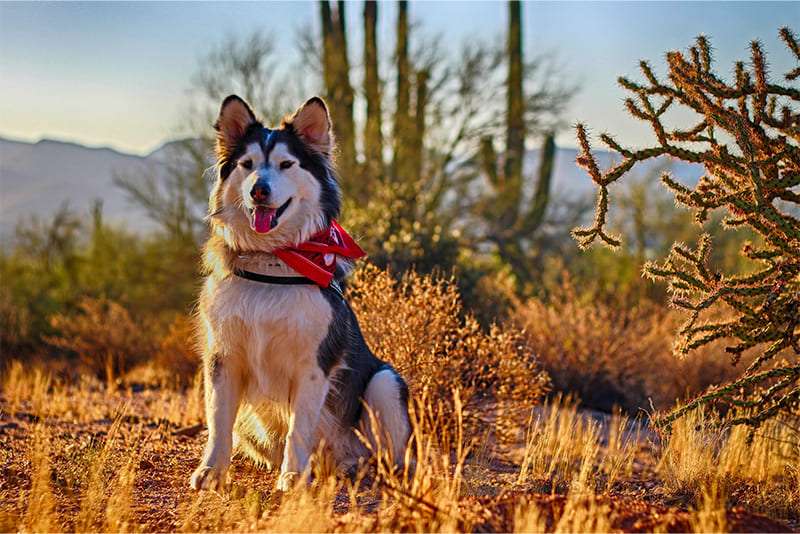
[362,0,383,181]
[319,1,357,188]
[391,0,415,188]
[478,1,556,282]
[573,29,800,430]
[480,133,556,281]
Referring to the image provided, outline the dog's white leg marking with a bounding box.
[190,355,242,491]
[363,369,411,467]
[277,371,330,491]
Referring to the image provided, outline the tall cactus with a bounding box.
[478,1,556,283]
[411,68,429,184]
[319,1,358,194]
[504,0,525,225]
[391,0,415,188]
[362,0,383,181]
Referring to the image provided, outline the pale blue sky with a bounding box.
[0,1,796,155]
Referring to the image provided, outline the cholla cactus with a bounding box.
[572,28,800,430]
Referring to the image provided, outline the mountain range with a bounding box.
[0,135,704,241]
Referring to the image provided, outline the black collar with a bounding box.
[232,268,345,299]
[233,268,315,285]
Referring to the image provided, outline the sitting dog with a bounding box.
[190,95,410,492]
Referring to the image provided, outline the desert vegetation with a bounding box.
[1,1,798,532]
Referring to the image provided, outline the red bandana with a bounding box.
[273,220,365,287]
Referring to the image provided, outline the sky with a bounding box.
[0,1,796,155]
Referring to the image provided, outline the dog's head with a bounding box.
[208,95,341,251]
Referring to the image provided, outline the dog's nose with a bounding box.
[250,182,271,203]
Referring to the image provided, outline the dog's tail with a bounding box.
[362,365,411,466]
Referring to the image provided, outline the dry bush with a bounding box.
[515,280,742,413]
[47,297,155,386]
[0,285,30,353]
[349,263,549,439]
[152,314,199,387]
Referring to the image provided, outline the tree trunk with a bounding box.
[363,0,384,182]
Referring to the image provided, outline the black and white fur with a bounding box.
[190,95,410,492]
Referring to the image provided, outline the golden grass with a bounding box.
[20,423,57,533]
[2,266,797,532]
[658,408,800,519]
[3,364,798,533]
[689,483,728,534]
[517,395,637,493]
[4,360,52,417]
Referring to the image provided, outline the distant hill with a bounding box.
[0,136,210,240]
[0,135,704,241]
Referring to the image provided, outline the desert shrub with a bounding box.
[0,284,30,355]
[46,297,156,385]
[348,263,549,439]
[516,279,742,413]
[152,314,199,386]
[573,28,800,428]
[0,204,200,356]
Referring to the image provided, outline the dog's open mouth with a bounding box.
[250,198,292,234]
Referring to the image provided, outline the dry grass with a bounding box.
[657,408,800,519]
[516,395,637,494]
[2,266,798,532]
[1,364,796,533]
[19,423,57,532]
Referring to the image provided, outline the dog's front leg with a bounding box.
[277,372,330,491]
[190,354,242,491]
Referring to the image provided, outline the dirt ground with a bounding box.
[0,387,796,533]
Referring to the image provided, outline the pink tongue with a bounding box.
[252,206,276,233]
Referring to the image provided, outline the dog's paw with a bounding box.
[190,464,228,491]
[275,471,300,492]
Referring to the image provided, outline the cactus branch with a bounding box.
[573,29,800,430]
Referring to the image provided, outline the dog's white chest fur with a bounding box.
[201,276,332,403]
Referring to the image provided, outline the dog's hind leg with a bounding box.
[362,366,411,467]
[190,353,243,491]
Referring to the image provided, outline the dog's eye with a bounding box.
[279,160,295,170]
[239,159,253,170]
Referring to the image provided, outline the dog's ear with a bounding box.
[214,95,257,159]
[286,97,333,155]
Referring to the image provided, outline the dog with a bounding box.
[190,95,411,492]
